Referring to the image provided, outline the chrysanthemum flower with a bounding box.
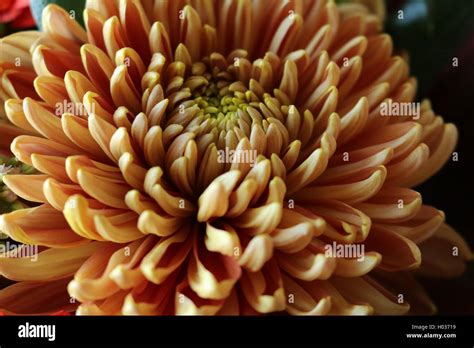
[0,0,471,315]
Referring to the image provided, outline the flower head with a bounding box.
[0,0,471,315]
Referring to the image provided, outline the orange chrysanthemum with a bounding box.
[0,0,471,315]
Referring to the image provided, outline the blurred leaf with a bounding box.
[30,0,86,30]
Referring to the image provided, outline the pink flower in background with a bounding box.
[0,0,35,28]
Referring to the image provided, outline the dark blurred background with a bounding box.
[386,0,474,314]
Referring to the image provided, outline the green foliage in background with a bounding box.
[0,157,35,239]
[30,0,86,30]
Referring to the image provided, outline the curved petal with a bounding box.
[140,225,193,284]
[240,259,286,314]
[0,204,86,248]
[188,234,241,300]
